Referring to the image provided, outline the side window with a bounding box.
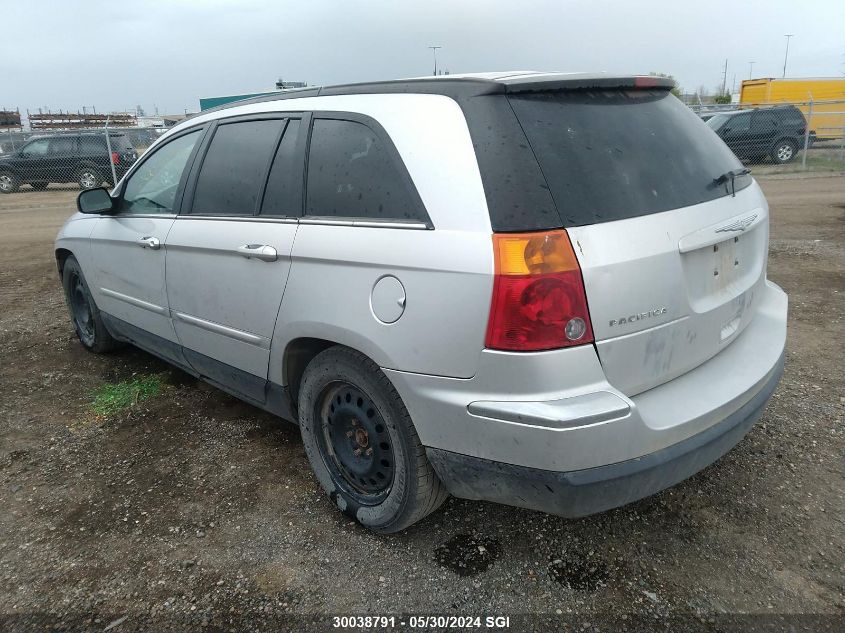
[49,137,76,155]
[121,129,201,214]
[260,119,302,216]
[191,118,285,216]
[751,111,776,131]
[22,139,50,156]
[727,113,751,132]
[783,110,805,126]
[305,118,423,222]
[79,136,107,155]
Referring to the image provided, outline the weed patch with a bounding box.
[90,374,162,417]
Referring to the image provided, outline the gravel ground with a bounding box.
[0,178,843,632]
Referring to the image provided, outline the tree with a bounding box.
[649,72,681,97]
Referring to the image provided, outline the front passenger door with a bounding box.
[16,138,51,182]
[88,127,204,362]
[720,112,752,157]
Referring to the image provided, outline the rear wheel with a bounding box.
[298,346,448,533]
[30,182,48,191]
[772,139,797,164]
[76,167,103,190]
[61,256,121,353]
[0,171,20,194]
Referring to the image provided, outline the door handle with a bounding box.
[236,244,277,262]
[137,236,161,250]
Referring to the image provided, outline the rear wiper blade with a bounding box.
[713,168,751,196]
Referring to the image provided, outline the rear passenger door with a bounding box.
[164,115,305,404]
[750,110,778,154]
[47,136,77,183]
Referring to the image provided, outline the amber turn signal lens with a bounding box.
[493,230,580,275]
[486,229,594,352]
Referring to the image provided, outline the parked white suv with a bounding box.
[56,72,787,533]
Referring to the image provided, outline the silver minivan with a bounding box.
[56,72,787,532]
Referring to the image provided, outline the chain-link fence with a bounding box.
[691,98,845,171]
[2,95,844,195]
[0,123,165,194]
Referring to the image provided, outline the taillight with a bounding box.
[486,229,594,352]
[110,151,120,165]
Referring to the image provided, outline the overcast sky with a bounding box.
[3,0,844,115]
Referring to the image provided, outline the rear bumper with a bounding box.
[385,280,787,516]
[426,350,783,517]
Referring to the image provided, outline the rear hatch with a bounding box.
[507,86,767,396]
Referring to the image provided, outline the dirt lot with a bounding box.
[1,178,843,632]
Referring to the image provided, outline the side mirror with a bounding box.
[77,187,115,214]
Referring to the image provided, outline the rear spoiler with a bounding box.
[503,75,676,94]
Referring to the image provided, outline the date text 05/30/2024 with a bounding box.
[332,615,511,629]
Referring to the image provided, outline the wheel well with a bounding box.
[74,162,100,174]
[283,338,338,405]
[55,248,73,278]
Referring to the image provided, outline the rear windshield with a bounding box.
[508,90,751,226]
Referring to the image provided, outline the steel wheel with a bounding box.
[68,269,95,346]
[315,381,395,503]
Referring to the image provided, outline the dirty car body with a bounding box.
[55,72,787,531]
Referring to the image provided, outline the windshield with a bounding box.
[508,90,750,226]
[706,113,733,131]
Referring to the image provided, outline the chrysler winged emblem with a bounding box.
[715,213,758,233]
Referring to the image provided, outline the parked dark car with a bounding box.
[706,105,807,164]
[0,132,137,193]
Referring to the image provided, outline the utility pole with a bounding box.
[721,58,728,95]
[428,46,442,76]
[748,61,755,79]
[782,34,794,78]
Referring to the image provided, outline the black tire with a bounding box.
[298,346,448,533]
[30,182,49,191]
[76,166,103,190]
[61,256,121,353]
[771,139,797,164]
[0,171,20,194]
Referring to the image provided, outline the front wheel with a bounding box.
[0,171,20,194]
[61,256,121,353]
[298,346,448,533]
[772,139,797,164]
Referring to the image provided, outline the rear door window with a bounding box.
[305,118,426,222]
[49,137,76,155]
[79,136,107,154]
[191,118,285,216]
[752,111,777,131]
[508,90,750,226]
